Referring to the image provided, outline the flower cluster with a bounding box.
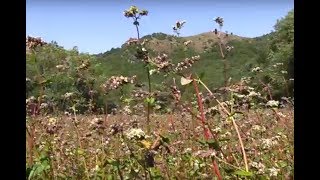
[175,55,201,72]
[45,117,61,135]
[172,20,186,36]
[125,128,145,140]
[63,92,75,99]
[250,161,266,174]
[170,85,181,105]
[172,20,186,31]
[266,100,279,107]
[101,75,136,93]
[214,17,224,27]
[26,36,47,50]
[150,53,174,73]
[260,137,279,149]
[251,67,263,72]
[132,89,150,99]
[226,45,234,52]
[123,6,148,18]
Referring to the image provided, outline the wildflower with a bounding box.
[174,20,186,29]
[40,103,48,109]
[261,138,278,149]
[281,70,288,74]
[214,17,224,27]
[212,127,221,133]
[250,161,266,174]
[123,105,132,115]
[251,67,263,72]
[233,93,245,98]
[266,100,279,107]
[101,75,136,93]
[268,167,280,177]
[183,148,192,154]
[126,128,145,140]
[139,10,148,16]
[252,125,266,132]
[63,92,74,99]
[175,55,201,72]
[226,45,234,52]
[248,91,260,97]
[151,53,174,72]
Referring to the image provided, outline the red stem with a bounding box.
[192,78,222,180]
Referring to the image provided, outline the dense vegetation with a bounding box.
[26,7,294,179]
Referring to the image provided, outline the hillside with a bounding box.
[94,31,270,87]
[26,31,272,110]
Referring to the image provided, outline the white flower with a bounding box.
[40,103,48,109]
[268,167,280,177]
[123,105,132,115]
[250,162,266,174]
[63,92,74,99]
[281,70,288,74]
[212,127,221,133]
[194,160,200,170]
[234,93,245,98]
[142,47,147,52]
[149,69,157,75]
[252,125,266,132]
[251,67,263,72]
[183,148,192,154]
[261,138,278,149]
[248,91,260,97]
[266,100,279,107]
[126,128,145,140]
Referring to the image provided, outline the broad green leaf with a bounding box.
[233,170,253,176]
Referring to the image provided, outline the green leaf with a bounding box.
[104,158,120,167]
[233,170,253,176]
[207,140,220,150]
[159,134,170,144]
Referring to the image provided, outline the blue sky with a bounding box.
[26,0,294,54]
